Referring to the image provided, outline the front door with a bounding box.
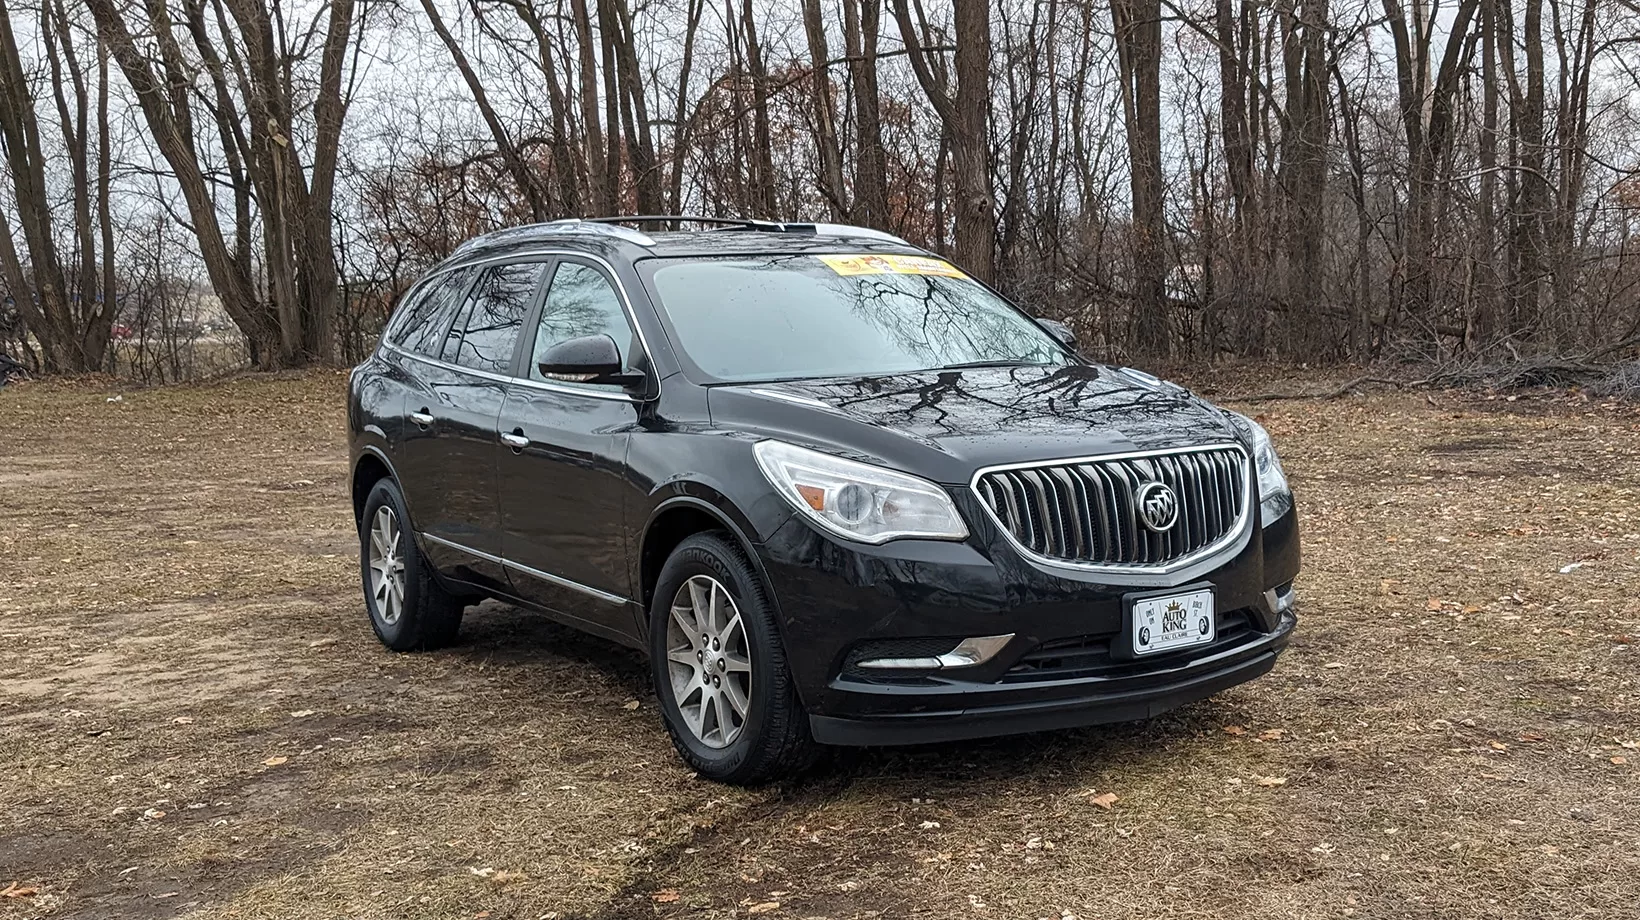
[496,258,646,640]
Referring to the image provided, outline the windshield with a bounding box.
[641,254,1068,383]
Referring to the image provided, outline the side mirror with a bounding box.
[537,334,645,388]
[1037,318,1078,351]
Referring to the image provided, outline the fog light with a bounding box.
[856,634,1014,671]
[1263,582,1296,616]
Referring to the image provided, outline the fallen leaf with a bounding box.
[1,883,39,898]
[1426,598,1444,611]
[747,901,780,914]
[918,820,940,829]
[1254,775,1287,787]
[1558,562,1585,574]
[622,700,640,711]
[141,808,166,820]
[1222,725,1246,735]
[1088,792,1118,809]
[289,709,317,718]
[1259,728,1287,741]
[262,756,288,767]
[172,716,194,725]
[1323,662,1346,669]
[1489,741,1509,751]
[652,889,680,903]
[1612,756,1629,765]
[490,870,527,884]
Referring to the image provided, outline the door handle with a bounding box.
[500,431,530,450]
[409,409,434,427]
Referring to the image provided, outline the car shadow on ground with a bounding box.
[444,600,1236,801]
[444,597,651,688]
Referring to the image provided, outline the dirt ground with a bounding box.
[1,370,1636,920]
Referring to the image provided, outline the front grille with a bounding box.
[973,445,1250,568]
[1004,609,1256,682]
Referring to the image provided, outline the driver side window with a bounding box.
[528,261,639,385]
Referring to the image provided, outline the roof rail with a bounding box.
[588,215,910,246]
[811,223,910,245]
[449,219,655,256]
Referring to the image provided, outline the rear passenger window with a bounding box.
[440,263,544,374]
[389,268,472,357]
[528,261,639,384]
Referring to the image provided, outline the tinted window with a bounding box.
[528,262,638,384]
[389,268,472,357]
[642,255,1065,382]
[441,263,543,373]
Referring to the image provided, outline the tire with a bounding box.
[359,478,462,651]
[649,532,817,784]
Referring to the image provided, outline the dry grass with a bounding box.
[1,370,1636,920]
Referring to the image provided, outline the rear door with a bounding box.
[403,260,546,590]
[387,265,476,555]
[496,258,648,640]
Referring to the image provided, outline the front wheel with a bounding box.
[649,532,816,784]
[359,478,462,651]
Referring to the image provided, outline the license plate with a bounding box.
[1130,588,1215,656]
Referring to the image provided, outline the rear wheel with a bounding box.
[359,478,462,650]
[649,532,816,784]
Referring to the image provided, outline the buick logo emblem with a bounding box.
[1135,481,1179,532]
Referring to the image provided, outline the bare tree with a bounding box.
[1112,0,1167,354]
[891,0,996,283]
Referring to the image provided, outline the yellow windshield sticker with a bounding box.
[817,254,967,278]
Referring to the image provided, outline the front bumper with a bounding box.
[757,495,1301,746]
[809,609,1294,745]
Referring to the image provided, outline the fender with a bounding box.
[632,490,794,641]
[351,442,401,516]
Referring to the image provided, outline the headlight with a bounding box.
[1245,418,1294,521]
[753,440,968,544]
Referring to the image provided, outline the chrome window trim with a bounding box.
[380,248,658,402]
[968,442,1255,576]
[386,342,640,403]
[419,532,629,605]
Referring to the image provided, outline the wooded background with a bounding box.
[1,0,1637,379]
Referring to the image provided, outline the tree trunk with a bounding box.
[1512,0,1548,337]
[740,0,778,216]
[570,0,612,213]
[802,0,848,219]
[843,0,890,228]
[890,0,996,282]
[667,0,706,213]
[87,0,281,366]
[610,0,661,213]
[1112,0,1168,356]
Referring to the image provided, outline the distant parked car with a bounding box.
[346,217,1300,784]
[111,323,134,340]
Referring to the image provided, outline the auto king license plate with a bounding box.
[1130,588,1215,656]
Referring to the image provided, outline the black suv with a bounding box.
[347,217,1299,784]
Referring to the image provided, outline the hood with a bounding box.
[707,364,1245,483]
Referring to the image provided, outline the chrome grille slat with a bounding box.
[974,445,1251,570]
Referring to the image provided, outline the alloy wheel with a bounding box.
[665,574,753,748]
[368,505,406,625]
